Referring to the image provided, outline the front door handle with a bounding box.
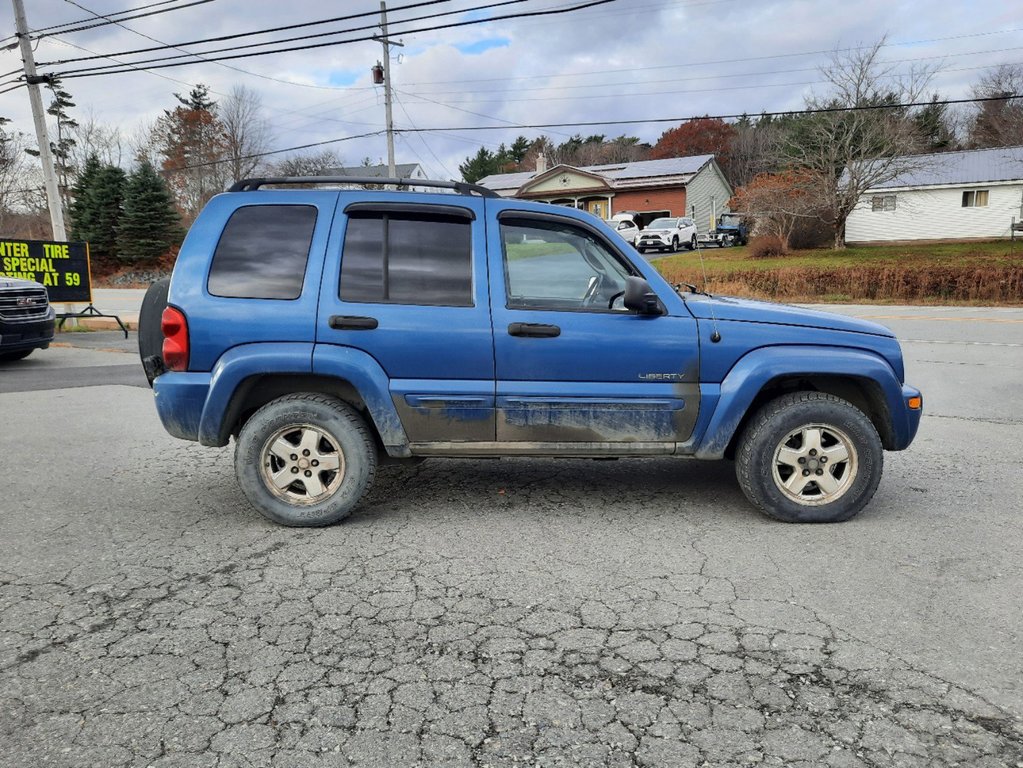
[508,322,560,338]
[329,315,378,330]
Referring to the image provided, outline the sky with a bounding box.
[0,0,1020,181]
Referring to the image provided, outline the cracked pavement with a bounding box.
[1,311,1022,767]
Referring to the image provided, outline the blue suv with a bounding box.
[140,176,922,526]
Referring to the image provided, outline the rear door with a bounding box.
[486,204,701,449]
[316,194,495,444]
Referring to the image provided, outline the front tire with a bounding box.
[735,392,882,523]
[0,349,32,362]
[234,393,377,527]
[671,236,679,252]
[688,235,697,250]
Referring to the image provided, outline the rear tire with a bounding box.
[735,391,882,523]
[138,278,170,365]
[235,394,377,527]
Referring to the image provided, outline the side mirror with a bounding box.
[624,276,663,315]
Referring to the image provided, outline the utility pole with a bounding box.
[377,1,403,178]
[11,0,67,241]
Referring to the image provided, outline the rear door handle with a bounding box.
[329,315,378,330]
[508,322,560,338]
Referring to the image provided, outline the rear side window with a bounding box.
[208,205,317,299]
[340,212,472,306]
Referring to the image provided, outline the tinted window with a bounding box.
[340,212,472,306]
[208,205,316,300]
[502,218,633,312]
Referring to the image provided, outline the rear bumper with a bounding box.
[153,371,211,442]
[0,312,55,353]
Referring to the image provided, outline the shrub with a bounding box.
[748,235,787,259]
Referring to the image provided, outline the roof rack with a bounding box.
[228,176,499,198]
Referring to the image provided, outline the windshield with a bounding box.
[720,214,742,225]
[647,218,677,229]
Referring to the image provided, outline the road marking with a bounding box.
[903,339,1023,347]
[859,314,1023,323]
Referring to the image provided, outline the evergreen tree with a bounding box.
[458,147,500,183]
[85,165,127,267]
[118,161,182,262]
[68,153,101,241]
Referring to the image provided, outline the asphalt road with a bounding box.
[1,309,1021,767]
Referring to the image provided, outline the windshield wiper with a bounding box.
[675,282,713,298]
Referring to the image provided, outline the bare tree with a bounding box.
[220,85,273,182]
[968,63,1023,148]
[71,112,125,169]
[267,149,344,177]
[0,118,38,231]
[786,37,935,248]
[726,117,781,188]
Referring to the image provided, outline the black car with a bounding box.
[0,277,55,361]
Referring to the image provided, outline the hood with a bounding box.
[685,294,895,337]
[0,276,42,289]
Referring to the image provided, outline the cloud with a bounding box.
[454,37,510,56]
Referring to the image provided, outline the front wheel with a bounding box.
[671,236,679,252]
[235,393,377,526]
[735,392,882,523]
[688,235,697,250]
[0,349,32,362]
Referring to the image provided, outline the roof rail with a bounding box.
[228,176,500,198]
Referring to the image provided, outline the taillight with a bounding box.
[161,306,189,371]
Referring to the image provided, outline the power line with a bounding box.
[32,0,217,38]
[392,94,1023,133]
[166,130,387,171]
[48,0,616,79]
[396,26,1023,88]
[37,0,457,65]
[28,0,201,35]
[57,0,327,89]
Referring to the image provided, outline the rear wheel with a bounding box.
[735,391,882,523]
[235,393,377,527]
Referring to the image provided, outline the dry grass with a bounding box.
[654,240,1023,304]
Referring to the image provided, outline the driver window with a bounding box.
[501,218,633,312]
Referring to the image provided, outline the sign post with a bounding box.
[0,238,128,337]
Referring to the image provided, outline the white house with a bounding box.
[478,155,733,233]
[845,146,1023,244]
[323,163,430,191]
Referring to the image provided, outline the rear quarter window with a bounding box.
[207,205,317,300]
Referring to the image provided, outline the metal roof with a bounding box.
[868,146,1023,190]
[323,163,425,179]
[478,155,714,191]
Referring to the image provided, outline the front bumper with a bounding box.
[0,311,55,354]
[895,384,923,450]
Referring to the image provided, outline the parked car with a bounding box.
[636,217,698,253]
[139,175,922,527]
[0,277,54,362]
[604,218,639,244]
[715,213,750,246]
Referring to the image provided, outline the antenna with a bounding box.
[694,227,722,343]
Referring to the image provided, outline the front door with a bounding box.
[487,207,701,450]
[316,196,495,444]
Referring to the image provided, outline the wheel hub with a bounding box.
[771,423,858,506]
[259,424,345,505]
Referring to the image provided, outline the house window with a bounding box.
[871,195,896,212]
[962,190,989,207]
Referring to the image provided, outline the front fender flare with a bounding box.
[692,345,908,459]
